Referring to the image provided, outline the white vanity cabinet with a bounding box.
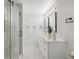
[38,35,67,59]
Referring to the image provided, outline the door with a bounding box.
[11,1,19,59]
[19,10,23,56]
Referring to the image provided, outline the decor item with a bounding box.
[48,26,52,33]
[48,26,53,39]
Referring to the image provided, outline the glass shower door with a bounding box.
[11,1,19,59]
[4,0,20,59]
[4,0,11,59]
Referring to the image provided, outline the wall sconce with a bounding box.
[65,17,74,23]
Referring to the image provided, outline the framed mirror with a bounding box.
[44,11,57,33]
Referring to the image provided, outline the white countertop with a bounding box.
[40,34,66,42]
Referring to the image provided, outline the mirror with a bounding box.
[44,11,57,33]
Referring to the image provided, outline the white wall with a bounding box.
[44,0,74,59]
[57,0,74,59]
[57,0,74,57]
[23,13,44,46]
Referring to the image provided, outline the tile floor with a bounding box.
[19,44,43,59]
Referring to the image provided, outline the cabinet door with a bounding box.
[54,42,67,59]
[11,3,19,59]
[48,42,55,59]
[43,41,48,59]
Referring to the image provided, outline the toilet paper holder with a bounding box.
[65,17,74,23]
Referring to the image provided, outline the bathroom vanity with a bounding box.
[38,34,67,59]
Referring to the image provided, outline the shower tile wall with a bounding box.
[23,14,44,46]
[23,14,44,59]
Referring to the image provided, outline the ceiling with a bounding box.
[23,0,56,14]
